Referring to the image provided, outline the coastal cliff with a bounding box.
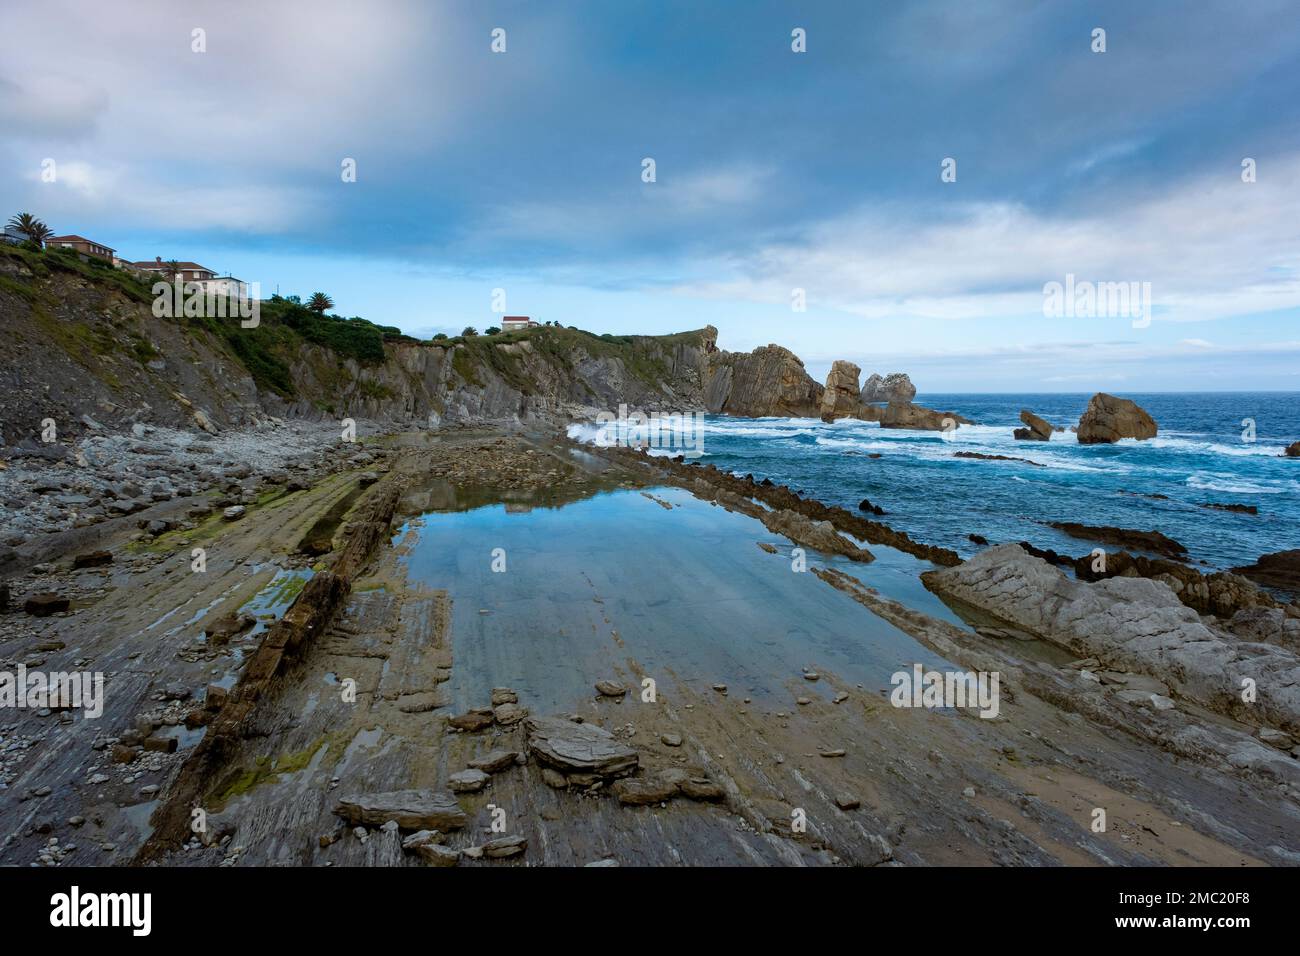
[0,243,875,440]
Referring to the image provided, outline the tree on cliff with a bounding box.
[462,326,477,336]
[307,292,335,314]
[7,212,52,245]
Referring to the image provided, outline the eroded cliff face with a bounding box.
[0,244,905,439]
[703,344,824,418]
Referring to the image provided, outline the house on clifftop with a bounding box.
[46,234,116,263]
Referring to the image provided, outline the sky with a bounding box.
[2,0,1298,391]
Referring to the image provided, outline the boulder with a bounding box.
[1284,441,1300,458]
[334,789,468,831]
[922,544,1300,735]
[1075,393,1157,444]
[880,401,970,431]
[525,715,639,780]
[1232,550,1300,595]
[1014,409,1054,441]
[1077,550,1272,618]
[72,550,113,569]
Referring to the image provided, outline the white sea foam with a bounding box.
[1185,473,1294,495]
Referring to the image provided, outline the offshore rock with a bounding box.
[1076,393,1157,444]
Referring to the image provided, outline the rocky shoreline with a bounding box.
[1,415,1298,869]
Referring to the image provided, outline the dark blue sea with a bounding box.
[583,393,1300,571]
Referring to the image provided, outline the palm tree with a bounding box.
[461,326,477,337]
[307,292,334,314]
[7,212,52,244]
[165,259,182,279]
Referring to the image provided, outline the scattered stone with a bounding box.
[678,776,726,802]
[72,550,113,569]
[142,734,178,753]
[468,750,521,774]
[660,733,683,748]
[480,835,527,859]
[222,505,246,521]
[448,709,495,732]
[835,794,861,810]
[613,775,680,806]
[416,843,460,866]
[204,612,256,644]
[490,687,518,706]
[448,769,490,793]
[204,684,229,710]
[334,790,468,831]
[492,702,528,726]
[110,744,141,764]
[594,680,628,698]
[401,829,444,851]
[525,715,639,780]
[24,593,70,617]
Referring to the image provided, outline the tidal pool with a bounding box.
[398,486,961,713]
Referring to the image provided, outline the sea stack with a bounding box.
[861,372,916,404]
[1014,409,1054,441]
[1075,393,1157,444]
[820,360,863,422]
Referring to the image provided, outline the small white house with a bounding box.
[501,315,536,331]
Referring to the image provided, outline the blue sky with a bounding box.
[2,0,1298,390]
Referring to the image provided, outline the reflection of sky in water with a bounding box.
[398,486,956,715]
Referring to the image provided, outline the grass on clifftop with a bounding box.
[442,324,710,393]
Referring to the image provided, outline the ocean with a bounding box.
[577,392,1300,572]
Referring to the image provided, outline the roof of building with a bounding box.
[131,260,213,272]
[502,315,532,321]
[48,235,116,251]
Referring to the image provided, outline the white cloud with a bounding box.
[671,156,1300,326]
